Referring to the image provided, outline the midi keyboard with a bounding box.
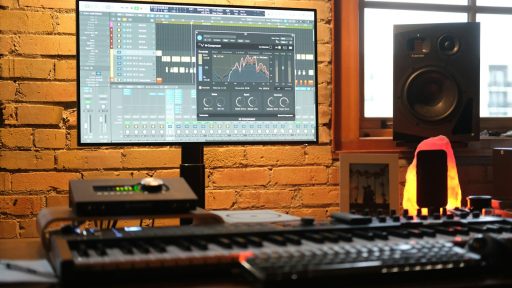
[45,213,512,286]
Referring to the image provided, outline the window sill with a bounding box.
[334,136,512,161]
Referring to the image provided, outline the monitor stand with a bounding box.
[180,143,205,208]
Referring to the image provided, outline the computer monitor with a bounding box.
[77,0,318,206]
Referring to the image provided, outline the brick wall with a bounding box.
[0,0,336,238]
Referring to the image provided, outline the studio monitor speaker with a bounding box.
[393,22,480,142]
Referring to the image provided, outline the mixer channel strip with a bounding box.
[47,215,512,284]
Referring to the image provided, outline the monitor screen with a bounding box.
[77,0,318,145]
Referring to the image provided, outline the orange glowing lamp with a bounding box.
[402,135,462,211]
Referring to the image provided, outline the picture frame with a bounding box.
[339,153,399,214]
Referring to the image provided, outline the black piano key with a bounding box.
[418,228,436,237]
[333,231,353,242]
[282,234,302,245]
[230,237,248,248]
[245,236,264,247]
[301,233,324,244]
[468,225,486,233]
[454,226,470,235]
[435,227,457,236]
[76,244,90,257]
[133,242,150,254]
[352,230,374,240]
[119,242,134,255]
[371,230,388,240]
[189,238,209,250]
[148,240,167,253]
[408,229,424,238]
[266,235,287,246]
[212,237,233,249]
[497,224,512,233]
[320,232,340,243]
[93,243,107,256]
[173,239,192,251]
[484,225,502,234]
[387,229,409,239]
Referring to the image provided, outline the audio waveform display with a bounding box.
[213,55,270,83]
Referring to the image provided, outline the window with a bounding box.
[361,0,512,123]
[332,1,512,151]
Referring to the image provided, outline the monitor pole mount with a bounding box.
[180,143,205,209]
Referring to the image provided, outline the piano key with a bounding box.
[301,233,324,243]
[230,237,249,248]
[189,238,209,250]
[245,236,264,247]
[352,230,375,240]
[266,235,287,246]
[333,231,353,242]
[282,234,302,245]
[387,229,409,239]
[211,237,233,249]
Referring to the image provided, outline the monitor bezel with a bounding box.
[76,0,319,146]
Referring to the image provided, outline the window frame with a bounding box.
[333,0,512,152]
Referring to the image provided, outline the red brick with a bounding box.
[19,82,76,102]
[18,35,75,55]
[17,105,63,125]
[212,168,270,187]
[318,63,331,84]
[237,189,295,209]
[0,196,43,215]
[55,60,76,80]
[64,109,77,128]
[319,125,331,144]
[19,0,75,9]
[289,208,328,220]
[57,14,76,34]
[19,219,38,238]
[272,166,328,185]
[57,150,122,169]
[0,172,11,191]
[69,130,79,148]
[246,146,305,166]
[318,104,331,125]
[305,145,332,165]
[0,81,16,100]
[0,220,17,238]
[0,128,33,148]
[82,171,148,179]
[0,35,14,55]
[329,166,339,184]
[318,43,331,63]
[206,190,235,210]
[122,148,181,168]
[318,82,331,105]
[0,58,53,79]
[2,104,16,124]
[301,186,339,206]
[153,170,180,178]
[0,151,54,170]
[0,11,53,32]
[47,194,69,207]
[11,172,80,191]
[34,129,67,148]
[318,23,332,44]
[204,147,246,167]
[0,0,18,8]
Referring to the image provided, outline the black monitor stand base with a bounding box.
[180,144,205,225]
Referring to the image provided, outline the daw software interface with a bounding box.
[78,1,317,144]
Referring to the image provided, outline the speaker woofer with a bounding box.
[404,67,459,122]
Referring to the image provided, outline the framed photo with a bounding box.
[340,153,399,214]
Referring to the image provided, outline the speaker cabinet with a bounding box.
[393,22,480,142]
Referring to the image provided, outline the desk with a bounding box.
[2,238,512,288]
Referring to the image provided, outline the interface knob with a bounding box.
[279,97,290,107]
[248,97,256,107]
[203,97,213,107]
